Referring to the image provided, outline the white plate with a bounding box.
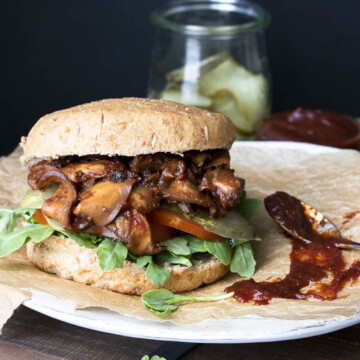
[23,141,360,343]
[23,298,360,343]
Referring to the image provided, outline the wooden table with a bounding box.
[1,306,359,360]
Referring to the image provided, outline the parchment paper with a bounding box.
[0,145,360,330]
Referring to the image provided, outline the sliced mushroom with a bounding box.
[108,210,162,255]
[37,170,77,230]
[159,159,186,187]
[204,150,230,169]
[191,152,210,167]
[73,179,135,226]
[84,225,117,238]
[162,179,214,208]
[200,168,242,208]
[72,216,91,231]
[128,184,160,213]
[77,179,96,201]
[130,154,168,172]
[62,160,125,183]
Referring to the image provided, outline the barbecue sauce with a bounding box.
[257,108,360,149]
[225,192,360,305]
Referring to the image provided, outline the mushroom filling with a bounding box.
[28,150,243,255]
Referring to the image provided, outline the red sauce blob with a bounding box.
[225,192,360,305]
[257,108,360,148]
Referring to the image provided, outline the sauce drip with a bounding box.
[342,211,360,226]
[225,191,360,305]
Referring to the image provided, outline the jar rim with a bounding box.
[151,0,270,36]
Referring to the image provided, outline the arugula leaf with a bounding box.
[141,355,167,360]
[237,196,262,220]
[96,238,128,271]
[59,230,100,249]
[156,251,192,267]
[43,217,102,249]
[0,208,36,233]
[254,234,262,241]
[204,241,231,265]
[0,224,54,257]
[186,235,207,253]
[136,256,171,286]
[146,261,171,286]
[142,289,234,317]
[127,252,138,261]
[230,242,256,277]
[136,255,152,268]
[20,185,58,209]
[162,237,191,256]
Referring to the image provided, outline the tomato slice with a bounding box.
[34,208,219,242]
[33,209,177,243]
[147,208,225,242]
[33,209,49,226]
[151,223,178,242]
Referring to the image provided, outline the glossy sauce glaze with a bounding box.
[257,108,360,148]
[225,192,360,305]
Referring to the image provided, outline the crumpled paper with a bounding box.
[0,144,359,330]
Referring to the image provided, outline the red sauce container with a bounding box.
[257,107,360,149]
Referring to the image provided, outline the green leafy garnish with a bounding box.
[136,255,153,268]
[230,242,256,277]
[204,240,231,265]
[0,208,36,233]
[136,256,171,286]
[59,230,100,249]
[44,217,103,249]
[142,289,234,317]
[162,234,233,266]
[156,251,192,267]
[186,235,207,253]
[162,237,191,256]
[237,192,262,220]
[141,356,167,360]
[96,238,128,271]
[0,223,54,257]
[165,234,256,276]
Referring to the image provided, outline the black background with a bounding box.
[2,0,360,155]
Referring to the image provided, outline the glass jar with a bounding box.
[147,0,271,140]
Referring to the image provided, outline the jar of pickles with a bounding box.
[147,0,271,140]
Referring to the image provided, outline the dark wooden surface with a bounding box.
[1,306,359,360]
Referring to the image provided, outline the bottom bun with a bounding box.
[26,236,229,295]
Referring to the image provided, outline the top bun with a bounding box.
[21,98,236,163]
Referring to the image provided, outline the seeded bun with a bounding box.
[20,98,236,163]
[26,236,230,295]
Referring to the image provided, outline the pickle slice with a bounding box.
[165,52,230,83]
[199,58,268,133]
[160,88,212,109]
[211,90,253,134]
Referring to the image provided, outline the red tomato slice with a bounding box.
[147,208,225,242]
[33,209,49,226]
[34,209,177,243]
[151,223,178,242]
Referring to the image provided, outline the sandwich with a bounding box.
[0,98,260,295]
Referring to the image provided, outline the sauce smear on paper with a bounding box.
[225,192,360,305]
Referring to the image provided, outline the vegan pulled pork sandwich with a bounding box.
[0,98,259,295]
